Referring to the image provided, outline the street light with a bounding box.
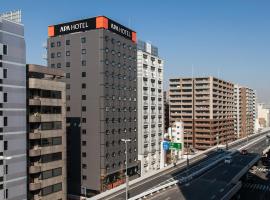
[121,138,131,200]
[184,131,190,173]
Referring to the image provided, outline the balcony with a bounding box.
[29,114,41,123]
[29,180,41,191]
[29,131,41,140]
[144,139,149,144]
[29,113,62,122]
[143,121,149,125]
[29,164,41,174]
[29,146,41,157]
[29,99,41,106]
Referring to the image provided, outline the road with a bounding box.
[98,130,270,200]
[148,153,258,200]
[104,151,225,200]
[147,137,270,200]
[236,152,270,200]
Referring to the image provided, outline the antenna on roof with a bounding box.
[192,64,194,79]
[0,10,22,23]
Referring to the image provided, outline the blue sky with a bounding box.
[1,0,270,102]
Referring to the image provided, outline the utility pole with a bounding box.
[121,139,131,200]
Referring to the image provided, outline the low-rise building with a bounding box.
[257,103,270,129]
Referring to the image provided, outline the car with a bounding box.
[217,148,224,153]
[241,149,248,155]
[224,156,232,164]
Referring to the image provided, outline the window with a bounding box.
[51,53,55,58]
[41,183,62,196]
[82,83,86,89]
[82,60,86,66]
[66,73,70,78]
[41,137,62,147]
[82,95,86,100]
[81,37,86,43]
[82,152,86,157]
[57,52,61,57]
[41,168,62,180]
[82,72,86,77]
[82,49,86,54]
[82,175,87,180]
[82,106,86,112]
[82,118,86,123]
[41,152,62,163]
[66,62,70,67]
[82,164,87,169]
[82,141,86,146]
[66,84,70,89]
[3,45,7,55]
[57,41,61,47]
[66,40,70,45]
[52,137,62,145]
[4,141,7,150]
[57,63,61,68]
[3,117,7,126]
[66,95,70,101]
[3,93,7,102]
[66,107,70,112]
[3,69,7,78]
[51,42,55,48]
[82,129,86,134]
[66,51,70,56]
[4,189,8,199]
[41,122,62,130]
[51,64,55,68]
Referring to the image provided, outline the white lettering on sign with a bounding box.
[110,23,131,38]
[60,22,89,33]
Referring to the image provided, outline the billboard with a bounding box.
[48,16,136,43]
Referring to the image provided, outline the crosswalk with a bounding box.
[254,167,270,172]
[243,183,270,192]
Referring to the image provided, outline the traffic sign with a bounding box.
[169,142,182,150]
[163,141,170,151]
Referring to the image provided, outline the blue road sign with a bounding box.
[163,141,170,151]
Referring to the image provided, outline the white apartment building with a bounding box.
[257,103,270,129]
[165,121,184,160]
[0,11,27,200]
[234,85,256,138]
[137,40,164,175]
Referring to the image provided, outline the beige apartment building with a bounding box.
[27,64,66,200]
[234,85,256,138]
[169,76,235,150]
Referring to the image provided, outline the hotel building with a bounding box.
[47,16,139,196]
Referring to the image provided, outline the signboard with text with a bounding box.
[169,142,182,150]
[48,16,136,43]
